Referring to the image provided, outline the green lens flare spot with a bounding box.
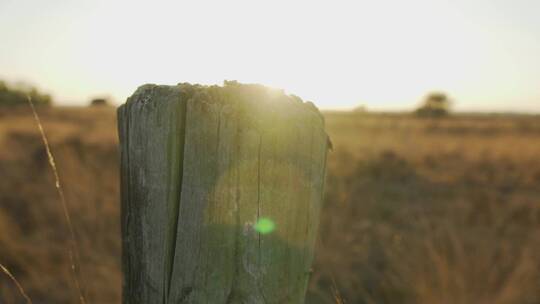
[254,218,275,234]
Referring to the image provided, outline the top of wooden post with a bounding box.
[121,80,327,134]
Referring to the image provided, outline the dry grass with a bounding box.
[0,107,539,303]
[0,106,120,303]
[308,112,540,304]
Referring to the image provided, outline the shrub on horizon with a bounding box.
[415,92,451,117]
[0,80,52,107]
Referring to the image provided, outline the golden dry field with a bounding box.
[1,106,540,303]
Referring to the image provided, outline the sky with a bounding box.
[1,0,539,112]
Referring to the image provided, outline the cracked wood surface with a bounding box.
[118,82,329,304]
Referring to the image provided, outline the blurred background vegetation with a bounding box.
[0,81,52,107]
[415,92,452,117]
[0,91,539,303]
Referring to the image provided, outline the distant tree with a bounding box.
[415,92,451,117]
[223,80,240,86]
[0,80,52,106]
[90,98,110,107]
[353,105,367,113]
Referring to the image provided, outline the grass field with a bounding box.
[1,106,540,303]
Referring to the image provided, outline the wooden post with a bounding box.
[117,82,329,304]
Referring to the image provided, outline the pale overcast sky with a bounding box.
[1,0,539,112]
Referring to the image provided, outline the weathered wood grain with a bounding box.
[118,82,329,304]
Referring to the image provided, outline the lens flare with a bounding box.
[254,218,275,234]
